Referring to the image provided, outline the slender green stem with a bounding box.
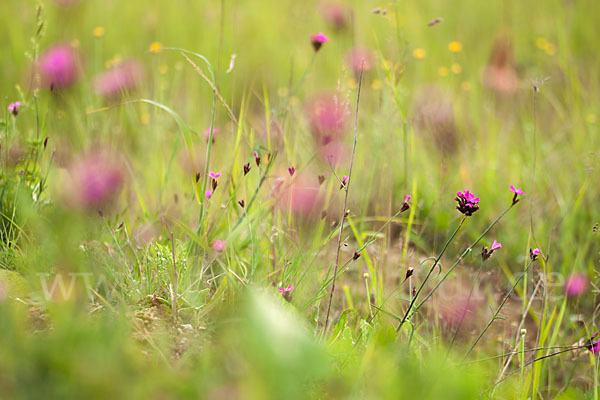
[414,204,514,312]
[396,216,467,332]
[462,259,534,362]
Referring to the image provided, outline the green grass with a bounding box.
[0,0,599,398]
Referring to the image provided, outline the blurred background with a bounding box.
[0,0,599,398]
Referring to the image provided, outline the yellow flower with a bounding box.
[438,66,449,77]
[535,37,547,49]
[149,42,163,53]
[543,42,556,56]
[93,26,105,38]
[412,48,426,59]
[451,63,462,74]
[371,79,382,89]
[461,81,471,91]
[140,114,151,125]
[382,59,393,70]
[448,41,462,52]
[70,39,80,48]
[348,78,358,89]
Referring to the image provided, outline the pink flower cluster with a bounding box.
[455,190,480,216]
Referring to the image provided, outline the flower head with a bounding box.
[564,273,588,297]
[93,59,143,99]
[401,194,412,212]
[65,151,124,211]
[277,284,295,294]
[530,247,542,261]
[345,47,374,75]
[38,43,79,90]
[510,185,526,205]
[340,175,348,189]
[587,332,600,355]
[208,172,221,179]
[203,127,220,137]
[8,101,21,116]
[205,189,212,200]
[310,33,329,52]
[482,239,502,260]
[212,240,226,252]
[320,2,352,30]
[456,190,480,216]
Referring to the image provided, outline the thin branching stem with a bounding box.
[396,215,466,332]
[323,61,364,335]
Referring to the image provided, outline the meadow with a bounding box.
[1,0,599,398]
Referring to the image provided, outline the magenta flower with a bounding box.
[401,194,412,212]
[310,33,329,52]
[212,240,226,252]
[277,285,295,294]
[66,152,124,210]
[275,173,323,216]
[564,273,588,297]
[253,151,261,166]
[530,247,542,261]
[38,43,79,90]
[288,166,296,177]
[8,101,21,116]
[482,239,502,260]
[510,185,526,196]
[510,185,526,205]
[345,47,374,75]
[456,190,480,216]
[208,172,221,179]
[320,2,352,30]
[204,127,220,137]
[340,175,348,189]
[307,93,350,146]
[92,60,143,99]
[587,333,600,355]
[205,189,212,200]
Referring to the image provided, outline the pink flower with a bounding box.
[510,185,526,196]
[8,101,21,116]
[345,47,374,75]
[401,194,412,212]
[203,128,220,137]
[306,93,350,145]
[93,60,143,99]
[564,273,588,297]
[205,190,212,200]
[310,33,329,52]
[66,152,124,210]
[456,190,480,216]
[482,239,502,260]
[587,333,600,355]
[275,173,323,216]
[208,172,221,179]
[212,240,226,252]
[320,2,352,30]
[38,43,79,90]
[510,185,526,205]
[277,285,294,294]
[530,248,542,261]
